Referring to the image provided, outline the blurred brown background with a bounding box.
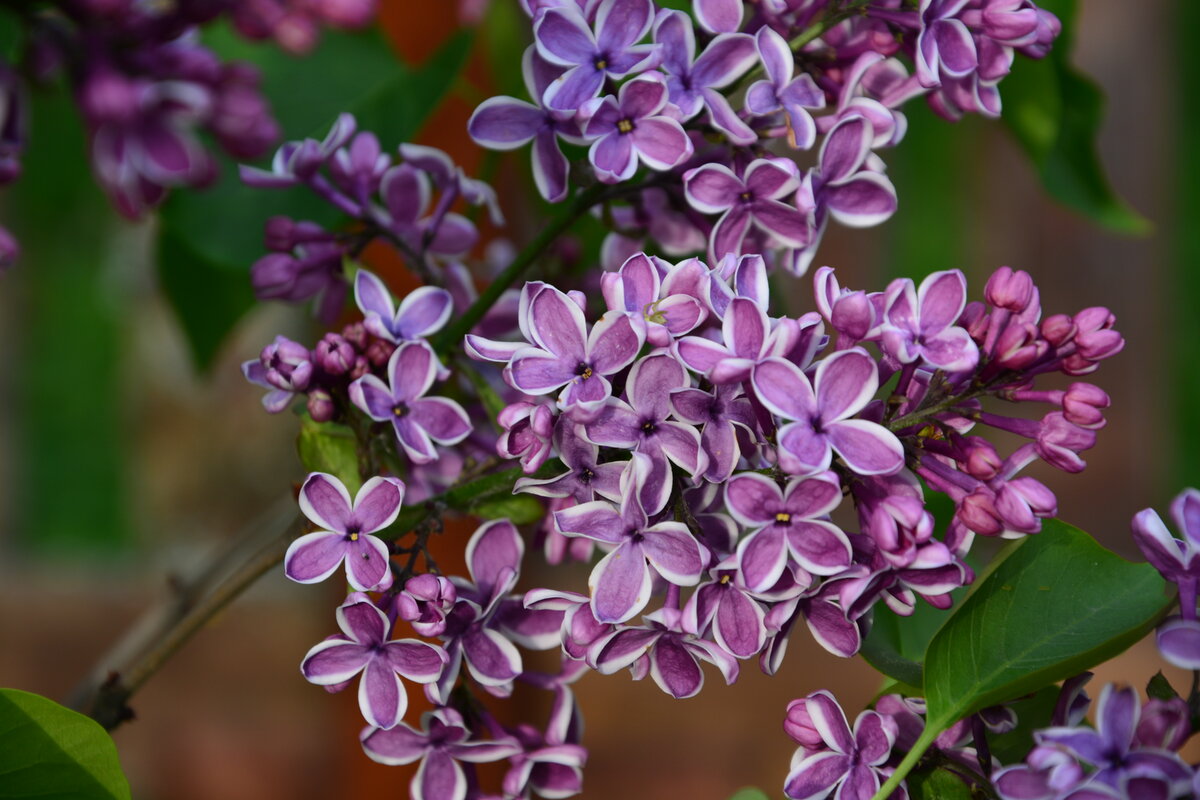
[0,1,1191,798]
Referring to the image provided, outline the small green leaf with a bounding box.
[297,416,362,495]
[726,789,770,800]
[469,494,546,526]
[0,688,131,800]
[1002,0,1149,233]
[1146,671,1179,702]
[905,767,972,800]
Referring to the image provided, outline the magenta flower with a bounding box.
[783,691,900,800]
[752,349,905,476]
[674,296,804,385]
[362,707,522,800]
[600,252,707,347]
[881,269,979,372]
[582,74,693,183]
[533,0,659,112]
[727,471,852,592]
[349,341,471,464]
[684,556,768,658]
[745,26,827,149]
[654,10,758,145]
[684,157,810,261]
[508,285,644,419]
[300,594,447,729]
[284,472,404,591]
[916,0,979,89]
[554,454,709,623]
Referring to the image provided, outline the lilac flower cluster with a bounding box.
[468,0,1060,274]
[242,114,499,321]
[461,255,1121,701]
[781,674,1198,800]
[284,471,587,800]
[230,0,378,54]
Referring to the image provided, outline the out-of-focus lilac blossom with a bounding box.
[285,472,404,592]
[582,74,693,184]
[654,10,758,145]
[362,707,522,800]
[752,349,905,476]
[354,269,453,344]
[349,341,471,464]
[301,593,446,729]
[533,0,659,112]
[745,26,827,149]
[231,0,378,54]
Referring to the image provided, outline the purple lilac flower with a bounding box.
[670,383,757,482]
[554,454,709,623]
[467,47,585,203]
[783,690,902,800]
[683,556,768,658]
[745,26,827,150]
[349,341,471,464]
[881,269,980,372]
[362,707,522,800]
[683,157,810,262]
[674,296,804,385]
[497,402,557,474]
[533,0,659,112]
[284,472,404,591]
[353,269,453,344]
[507,285,644,419]
[396,575,458,638]
[727,471,852,592]
[241,335,313,413]
[654,10,758,145]
[514,422,625,503]
[582,74,693,183]
[600,252,708,347]
[752,349,905,476]
[692,0,743,34]
[1132,488,1200,668]
[300,594,446,729]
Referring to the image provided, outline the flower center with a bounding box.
[640,419,657,434]
[575,362,594,380]
[392,403,409,417]
[739,191,753,203]
[617,118,635,134]
[719,574,732,585]
[775,512,791,525]
[347,528,361,542]
[579,467,595,484]
[594,56,608,71]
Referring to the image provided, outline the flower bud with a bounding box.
[1040,313,1075,346]
[315,333,355,376]
[1136,697,1191,751]
[1061,382,1109,429]
[365,338,396,368]
[306,389,335,422]
[984,266,1035,312]
[959,490,1004,536]
[784,698,825,751]
[251,252,301,299]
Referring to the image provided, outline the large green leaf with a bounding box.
[157,28,473,370]
[860,599,954,689]
[871,520,1172,799]
[1001,0,1149,233]
[905,767,972,800]
[0,688,131,799]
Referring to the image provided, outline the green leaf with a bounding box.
[297,416,362,495]
[1001,0,1149,233]
[1146,671,1178,702]
[157,28,473,370]
[872,520,1172,800]
[860,599,954,688]
[0,688,131,799]
[905,767,972,800]
[923,520,1170,726]
[725,789,770,800]
[468,494,546,526]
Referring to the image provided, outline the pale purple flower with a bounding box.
[554,454,709,623]
[692,0,742,34]
[881,269,979,372]
[916,0,979,89]
[1132,489,1200,668]
[503,685,588,799]
[582,74,693,183]
[588,610,738,698]
[784,690,901,800]
[815,52,907,148]
[467,47,585,202]
[674,296,803,384]
[497,402,557,474]
[727,471,851,592]
[395,575,458,638]
[508,285,644,419]
[353,269,453,344]
[533,0,659,112]
[684,557,768,658]
[745,26,827,149]
[362,707,522,800]
[284,472,404,591]
[752,349,905,476]
[376,162,478,257]
[583,353,707,500]
[300,594,447,729]
[241,335,313,413]
[600,252,708,347]
[349,341,472,464]
[654,10,758,145]
[683,157,810,261]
